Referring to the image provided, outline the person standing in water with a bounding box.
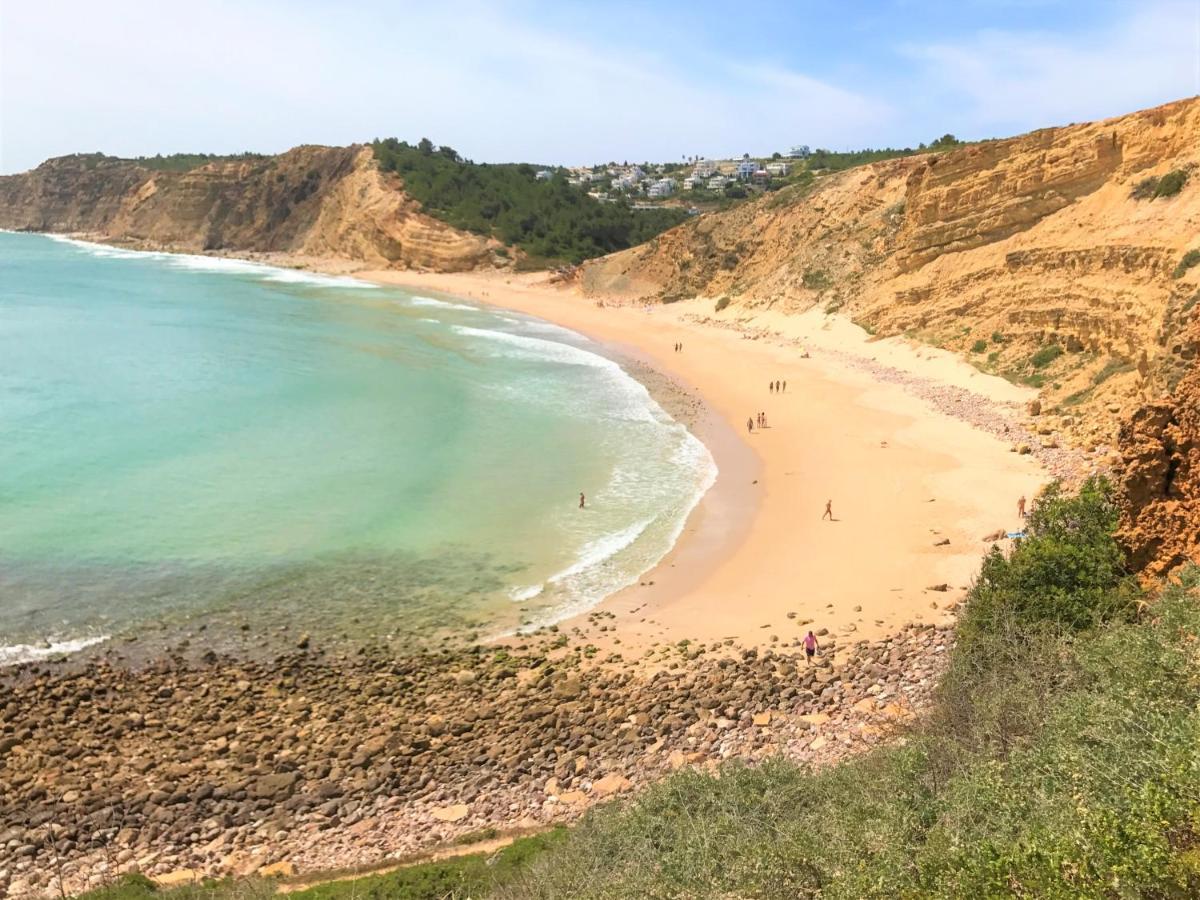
[804,630,819,664]
[822,499,833,521]
[579,492,586,509]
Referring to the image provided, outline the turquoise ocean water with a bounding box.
[0,232,714,663]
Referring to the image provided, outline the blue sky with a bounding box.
[1,0,1198,173]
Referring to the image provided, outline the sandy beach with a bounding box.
[358,268,1050,653]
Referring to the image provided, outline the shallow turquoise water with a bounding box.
[0,233,713,662]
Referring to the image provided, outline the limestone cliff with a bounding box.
[583,97,1200,462]
[0,146,500,272]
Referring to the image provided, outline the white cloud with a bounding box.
[0,0,891,172]
[899,0,1200,136]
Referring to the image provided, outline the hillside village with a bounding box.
[533,144,815,208]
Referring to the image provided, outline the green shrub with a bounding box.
[1030,344,1063,368]
[1154,169,1188,198]
[1173,248,1200,278]
[970,339,988,353]
[956,478,1135,645]
[714,296,731,312]
[991,331,1005,344]
[986,350,1000,363]
[802,268,832,291]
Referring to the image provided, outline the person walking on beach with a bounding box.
[822,499,833,521]
[747,417,754,434]
[769,381,775,393]
[579,492,586,509]
[1018,495,1027,518]
[783,380,787,392]
[804,630,819,664]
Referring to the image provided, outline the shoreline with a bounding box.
[10,232,1055,657]
[357,267,1051,653]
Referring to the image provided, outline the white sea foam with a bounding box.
[409,295,477,310]
[452,325,615,371]
[0,634,108,667]
[42,234,374,288]
[508,583,545,603]
[552,518,654,585]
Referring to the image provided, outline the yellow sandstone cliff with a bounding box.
[0,145,500,272]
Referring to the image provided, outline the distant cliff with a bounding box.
[0,146,501,272]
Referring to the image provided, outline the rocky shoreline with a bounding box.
[0,618,952,897]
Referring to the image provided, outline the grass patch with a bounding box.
[802,268,832,291]
[80,832,566,900]
[970,339,987,353]
[991,331,1005,344]
[1131,176,1160,200]
[714,295,731,312]
[824,296,845,314]
[1092,356,1135,386]
[1173,248,1200,279]
[1030,344,1064,368]
[498,482,1200,900]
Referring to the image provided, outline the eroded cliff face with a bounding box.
[0,146,499,272]
[583,97,1200,459]
[1116,318,1200,578]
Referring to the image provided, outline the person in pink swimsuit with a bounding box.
[804,630,820,664]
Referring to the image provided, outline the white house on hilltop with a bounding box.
[647,178,677,198]
[693,159,718,178]
[765,162,791,177]
[735,158,757,180]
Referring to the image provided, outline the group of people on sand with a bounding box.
[747,411,769,432]
[673,342,684,353]
[768,380,787,393]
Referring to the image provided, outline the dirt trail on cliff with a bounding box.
[583,97,1200,462]
[0,146,500,272]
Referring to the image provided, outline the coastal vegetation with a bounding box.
[370,139,688,264]
[804,134,964,172]
[1132,168,1190,200]
[1174,248,1200,278]
[79,831,565,900]
[130,153,268,172]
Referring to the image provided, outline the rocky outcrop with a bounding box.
[1116,319,1200,577]
[0,147,500,272]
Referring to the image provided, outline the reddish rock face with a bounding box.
[1116,321,1200,578]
